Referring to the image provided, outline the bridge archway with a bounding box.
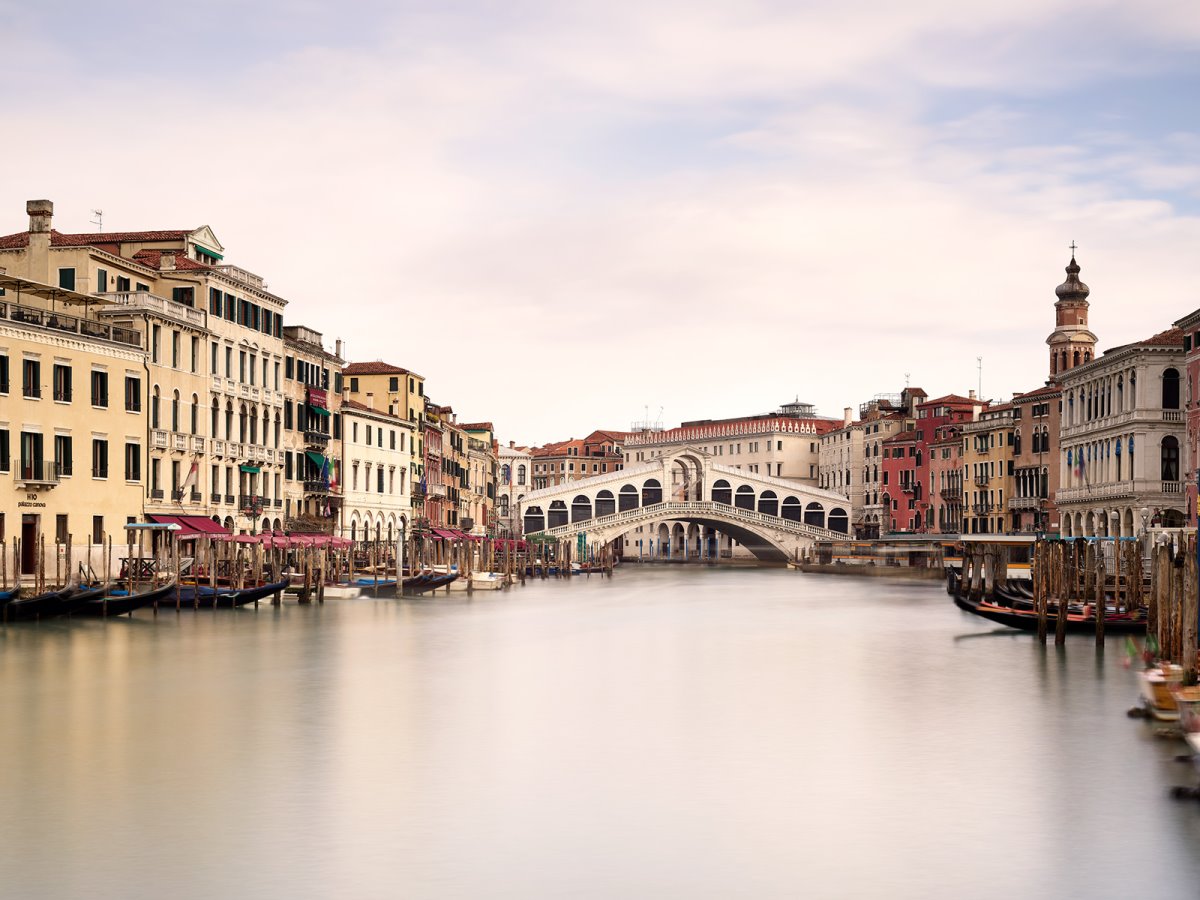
[548,500,568,528]
[804,502,825,528]
[667,451,706,501]
[596,490,616,517]
[712,479,732,505]
[619,484,639,511]
[642,479,662,505]
[571,495,592,523]
[735,485,755,510]
[782,496,801,521]
[758,490,778,517]
[672,522,686,556]
[828,507,849,534]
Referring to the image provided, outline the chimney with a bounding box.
[27,199,53,234]
[366,392,374,410]
[335,339,343,359]
[843,407,853,427]
[160,253,176,271]
[509,440,515,448]
[968,389,976,400]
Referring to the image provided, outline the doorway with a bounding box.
[21,514,39,574]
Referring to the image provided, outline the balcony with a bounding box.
[171,433,188,452]
[303,480,329,495]
[15,460,60,490]
[192,436,205,453]
[211,491,223,503]
[1056,479,1185,503]
[939,487,961,501]
[899,481,915,493]
[151,488,164,500]
[974,474,989,486]
[151,430,168,450]
[1164,410,1183,422]
[92,290,207,328]
[304,430,330,449]
[239,494,266,514]
[274,498,283,508]
[212,439,226,457]
[972,502,994,515]
[172,489,184,501]
[2,300,141,349]
[190,490,202,502]
[211,374,223,393]
[1008,496,1043,510]
[225,494,235,505]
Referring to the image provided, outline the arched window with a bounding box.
[734,485,755,510]
[1161,435,1180,482]
[517,465,526,486]
[523,506,545,534]
[1014,431,1021,455]
[171,390,180,432]
[501,464,511,484]
[781,496,802,521]
[1163,368,1181,410]
[828,508,849,534]
[190,394,199,434]
[274,411,281,447]
[571,495,592,523]
[547,500,568,528]
[211,398,219,437]
[239,404,248,442]
[711,479,732,505]
[804,502,825,528]
[151,386,161,429]
[225,402,234,441]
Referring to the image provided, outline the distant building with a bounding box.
[960,403,1016,535]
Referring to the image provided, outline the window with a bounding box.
[390,430,396,450]
[225,346,232,377]
[22,359,41,398]
[191,336,199,373]
[0,354,7,393]
[151,387,160,429]
[56,514,68,543]
[91,370,108,407]
[92,438,108,478]
[171,331,180,368]
[58,268,76,290]
[96,269,108,292]
[151,324,161,363]
[125,375,141,412]
[211,342,219,374]
[286,357,295,379]
[52,434,72,477]
[377,468,384,493]
[389,376,399,391]
[115,275,130,292]
[0,429,7,471]
[1162,436,1180,481]
[92,515,104,544]
[350,377,359,392]
[53,363,72,402]
[125,443,141,481]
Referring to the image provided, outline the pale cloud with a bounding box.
[2,1,1199,443]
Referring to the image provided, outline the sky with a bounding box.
[2,1,1199,445]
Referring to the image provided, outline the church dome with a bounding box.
[1055,256,1090,303]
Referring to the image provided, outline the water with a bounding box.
[2,567,1199,899]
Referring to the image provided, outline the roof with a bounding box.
[341,398,412,424]
[0,228,192,250]
[883,429,918,443]
[1012,384,1061,401]
[461,422,495,432]
[343,361,413,376]
[1140,327,1185,347]
[917,394,978,407]
[130,249,212,271]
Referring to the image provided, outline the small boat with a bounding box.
[1139,664,1184,722]
[0,588,17,605]
[953,593,1146,635]
[174,578,290,608]
[354,577,399,599]
[401,573,432,594]
[75,581,177,617]
[3,584,107,622]
[469,572,506,591]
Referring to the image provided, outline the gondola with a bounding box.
[0,587,18,606]
[74,581,177,617]
[401,573,432,593]
[953,592,1146,634]
[173,578,290,609]
[406,572,459,594]
[354,577,399,599]
[3,584,108,622]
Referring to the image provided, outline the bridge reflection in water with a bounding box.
[518,448,851,562]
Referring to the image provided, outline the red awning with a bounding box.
[147,514,231,538]
[431,528,458,540]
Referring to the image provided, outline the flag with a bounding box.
[321,456,331,490]
[181,459,199,492]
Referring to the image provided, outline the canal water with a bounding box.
[2,567,1199,899]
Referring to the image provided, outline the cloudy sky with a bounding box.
[3,1,1199,444]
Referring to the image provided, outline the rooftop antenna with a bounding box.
[904,372,911,388]
[977,357,983,398]
[90,209,103,232]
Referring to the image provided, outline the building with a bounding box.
[1174,308,1200,522]
[959,403,1016,535]
[531,430,626,490]
[0,271,146,574]
[339,399,414,545]
[1008,384,1061,534]
[928,422,965,533]
[0,198,289,535]
[1057,328,1186,536]
[282,325,343,534]
[461,422,498,535]
[496,441,532,536]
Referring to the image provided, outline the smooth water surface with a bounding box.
[2,567,1199,899]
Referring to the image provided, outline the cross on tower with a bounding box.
[1069,240,1078,257]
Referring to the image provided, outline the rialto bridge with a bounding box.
[516,448,852,562]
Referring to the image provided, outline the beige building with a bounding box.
[282,325,343,534]
[0,272,145,577]
[960,403,1016,535]
[339,400,414,545]
[496,441,533,536]
[462,423,497,535]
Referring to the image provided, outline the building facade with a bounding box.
[339,400,414,544]
[960,404,1016,535]
[282,325,343,534]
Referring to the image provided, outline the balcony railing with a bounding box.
[274,498,283,508]
[239,494,266,513]
[92,290,207,328]
[190,490,202,502]
[1056,480,1185,503]
[303,480,330,495]
[1164,410,1183,422]
[211,491,223,503]
[939,488,962,501]
[304,430,330,448]
[15,460,61,488]
[172,489,184,501]
[972,502,994,514]
[192,436,205,453]
[974,474,989,486]
[225,494,235,505]
[2,301,141,348]
[1008,496,1043,510]
[151,488,164,500]
[151,430,168,450]
[171,433,188,452]
[212,440,225,457]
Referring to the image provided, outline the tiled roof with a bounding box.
[0,228,191,249]
[918,394,978,406]
[130,249,211,271]
[342,398,406,421]
[1141,327,1184,347]
[343,361,411,376]
[461,422,494,431]
[884,429,918,442]
[1013,384,1061,400]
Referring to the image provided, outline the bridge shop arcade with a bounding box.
[517,448,851,563]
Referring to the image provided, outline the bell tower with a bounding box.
[1046,247,1098,382]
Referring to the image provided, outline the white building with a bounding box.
[1057,327,1186,536]
[339,399,415,545]
[497,441,532,536]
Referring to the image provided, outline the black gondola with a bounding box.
[0,588,18,605]
[75,581,177,617]
[4,584,108,622]
[174,578,290,608]
[953,592,1146,634]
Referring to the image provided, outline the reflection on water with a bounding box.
[2,567,1199,899]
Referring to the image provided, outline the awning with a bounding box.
[431,528,458,540]
[305,450,328,469]
[147,514,231,538]
[308,405,330,418]
[239,464,260,474]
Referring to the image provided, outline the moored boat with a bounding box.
[4,584,108,622]
[173,578,290,608]
[952,592,1146,635]
[75,581,177,617]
